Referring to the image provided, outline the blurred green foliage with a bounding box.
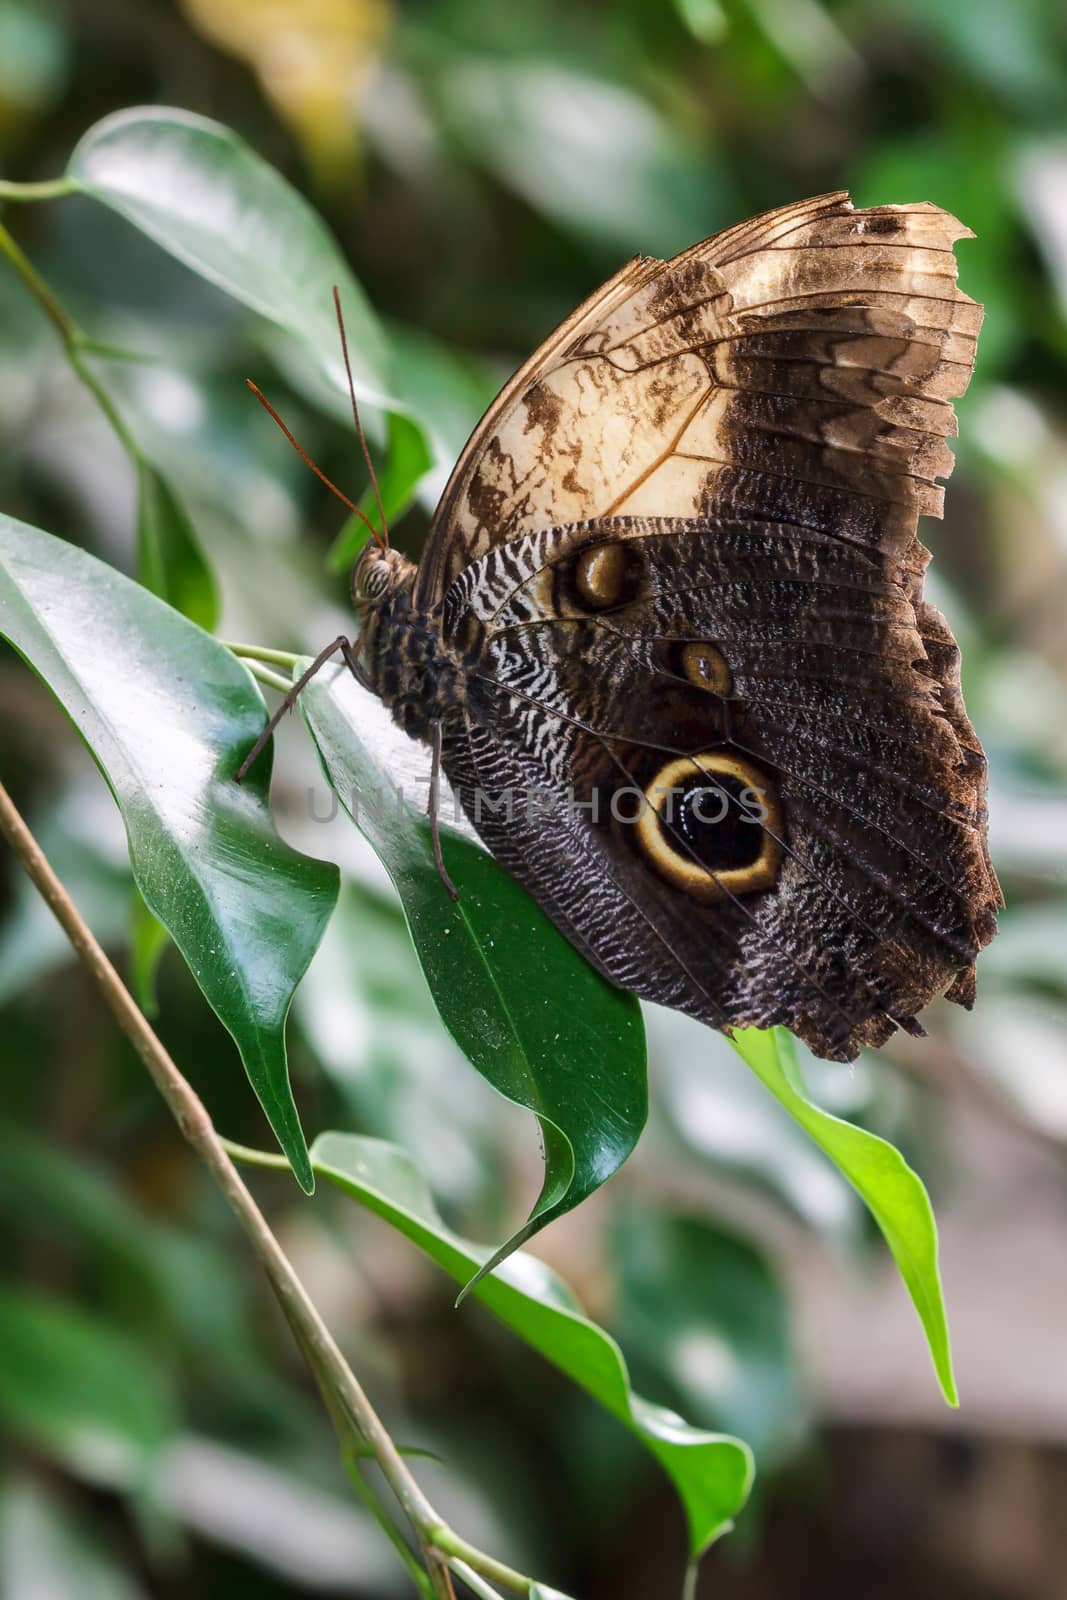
[2,0,1067,1596]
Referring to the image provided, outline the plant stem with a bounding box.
[242,659,293,695]
[221,1136,293,1170]
[0,778,540,1599]
[0,176,78,202]
[448,1561,506,1599]
[340,1441,434,1597]
[0,220,142,462]
[0,784,436,1537]
[221,640,301,669]
[280,1291,433,1599]
[429,1529,530,1594]
[77,337,161,365]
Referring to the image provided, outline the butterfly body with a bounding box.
[350,192,1002,1062]
[353,549,462,740]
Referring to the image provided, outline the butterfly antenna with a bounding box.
[245,380,383,546]
[332,285,389,548]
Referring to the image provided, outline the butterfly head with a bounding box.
[350,539,415,615]
[350,538,458,739]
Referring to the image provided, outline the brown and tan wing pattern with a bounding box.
[440,517,1000,1060]
[415,190,982,611]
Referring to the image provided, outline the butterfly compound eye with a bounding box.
[353,553,391,604]
[634,753,783,900]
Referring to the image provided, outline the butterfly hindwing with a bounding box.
[439,516,994,1058]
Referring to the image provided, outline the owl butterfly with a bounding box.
[249,192,1002,1062]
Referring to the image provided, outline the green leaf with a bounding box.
[66,106,395,415]
[136,459,217,631]
[0,515,339,1188]
[615,1211,800,1460]
[300,663,647,1281]
[295,880,516,1212]
[312,1132,753,1556]
[129,887,169,1019]
[732,1027,958,1405]
[0,1287,173,1488]
[326,411,435,573]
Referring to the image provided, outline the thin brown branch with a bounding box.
[0,779,439,1543]
[0,777,543,1598]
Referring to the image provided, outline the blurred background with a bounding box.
[2,0,1067,1595]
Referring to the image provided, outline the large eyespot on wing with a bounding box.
[443,514,999,1061]
[634,752,784,901]
[416,190,981,609]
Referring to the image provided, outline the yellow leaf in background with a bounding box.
[180,0,390,186]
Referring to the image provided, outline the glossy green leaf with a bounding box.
[295,880,516,1216]
[66,106,395,415]
[300,661,647,1281]
[312,1131,753,1556]
[0,1287,173,1487]
[732,1027,958,1405]
[135,459,217,630]
[0,515,339,1187]
[326,411,435,573]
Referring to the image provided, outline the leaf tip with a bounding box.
[454,1265,486,1308]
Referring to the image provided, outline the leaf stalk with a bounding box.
[0,220,142,463]
[0,176,78,202]
[221,640,302,670]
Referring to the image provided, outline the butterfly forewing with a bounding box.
[417,191,981,603]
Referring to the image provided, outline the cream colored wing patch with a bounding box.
[415,191,981,608]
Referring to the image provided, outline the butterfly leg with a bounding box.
[429,718,459,902]
[235,635,350,783]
